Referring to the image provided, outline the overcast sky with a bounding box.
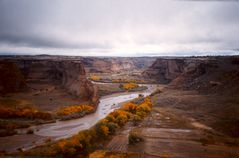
[0,0,239,56]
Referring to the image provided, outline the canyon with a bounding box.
[0,55,238,158]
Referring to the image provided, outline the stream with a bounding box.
[35,84,157,139]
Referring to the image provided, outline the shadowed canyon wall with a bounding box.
[0,59,99,105]
[143,56,239,94]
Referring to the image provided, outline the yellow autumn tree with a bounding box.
[57,105,94,116]
[122,83,139,90]
[122,102,137,113]
[90,75,101,81]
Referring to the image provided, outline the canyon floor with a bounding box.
[103,86,239,158]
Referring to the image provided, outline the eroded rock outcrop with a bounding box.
[143,56,239,94]
[81,57,155,73]
[55,61,99,105]
[0,61,26,94]
[142,58,186,83]
[1,59,99,105]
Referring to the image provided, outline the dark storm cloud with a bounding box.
[0,0,239,56]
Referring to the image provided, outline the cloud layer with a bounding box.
[0,0,239,56]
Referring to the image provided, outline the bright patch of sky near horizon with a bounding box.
[0,0,239,56]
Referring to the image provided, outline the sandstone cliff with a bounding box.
[142,58,186,83]
[80,57,155,73]
[0,61,26,94]
[143,56,239,94]
[0,59,99,106]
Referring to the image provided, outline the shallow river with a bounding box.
[35,84,157,139]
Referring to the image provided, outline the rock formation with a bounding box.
[0,61,26,94]
[143,56,239,94]
[0,59,99,105]
[142,58,186,83]
[80,57,155,73]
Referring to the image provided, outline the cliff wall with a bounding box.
[143,56,239,94]
[0,59,99,105]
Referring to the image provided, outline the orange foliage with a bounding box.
[122,102,137,113]
[43,97,152,157]
[112,79,145,83]
[90,75,101,81]
[100,125,110,136]
[106,110,132,127]
[122,83,139,90]
[57,105,94,116]
[0,107,52,120]
[135,96,152,117]
[58,140,67,151]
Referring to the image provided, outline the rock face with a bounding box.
[55,61,99,105]
[81,57,155,73]
[142,59,186,83]
[143,56,239,94]
[1,59,99,105]
[1,55,156,74]
[0,61,26,94]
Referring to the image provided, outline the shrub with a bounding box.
[105,115,116,122]
[106,122,119,135]
[95,122,110,139]
[54,129,96,156]
[131,115,142,126]
[136,103,151,113]
[121,83,139,90]
[90,75,101,81]
[122,102,137,114]
[0,107,52,120]
[109,110,132,126]
[128,131,143,145]
[57,105,94,119]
